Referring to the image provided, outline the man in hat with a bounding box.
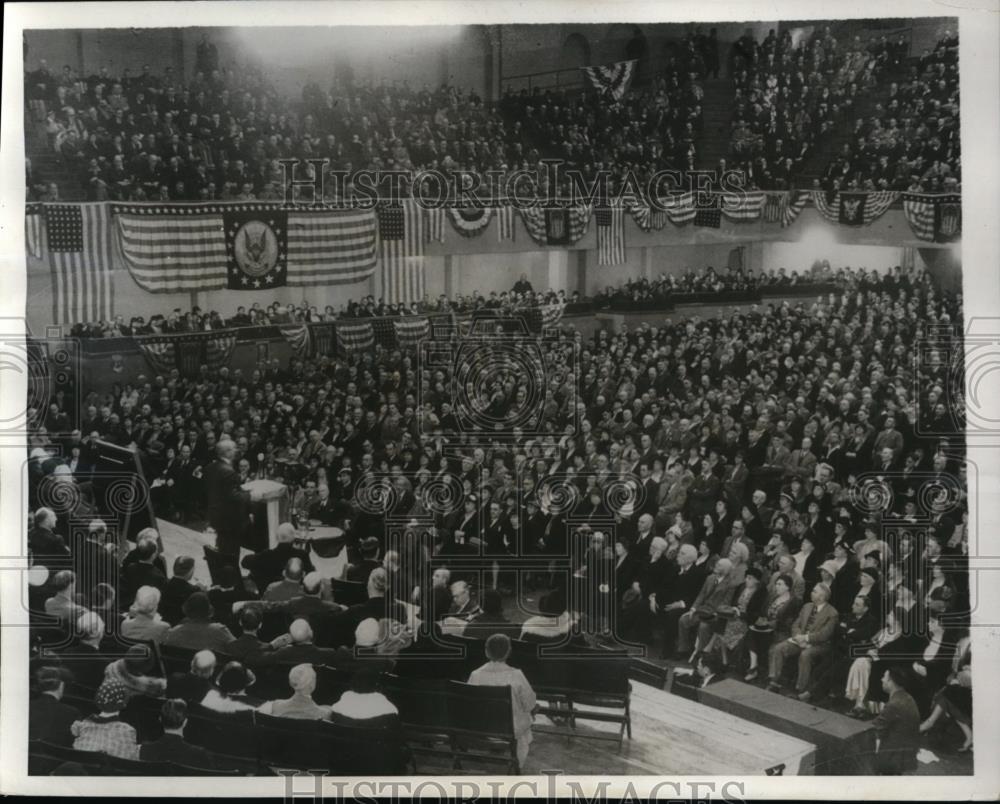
[140,698,215,768]
[30,666,80,746]
[346,536,382,584]
[161,592,235,652]
[767,582,839,696]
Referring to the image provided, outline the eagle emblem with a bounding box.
[842,199,862,220]
[233,219,279,277]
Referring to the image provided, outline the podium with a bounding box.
[242,479,287,549]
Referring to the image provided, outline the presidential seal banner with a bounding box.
[225,210,289,290]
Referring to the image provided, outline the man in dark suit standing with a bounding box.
[204,440,258,564]
[872,667,921,775]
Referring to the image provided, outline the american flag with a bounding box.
[114,203,377,292]
[497,204,516,242]
[378,200,425,305]
[720,191,766,221]
[25,204,43,259]
[394,316,430,348]
[595,204,626,266]
[134,338,177,374]
[337,320,375,355]
[693,194,722,228]
[425,207,446,243]
[45,204,114,324]
[763,193,784,223]
[781,192,809,228]
[580,60,638,101]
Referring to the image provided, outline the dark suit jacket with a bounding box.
[345,559,381,584]
[254,642,344,667]
[872,688,921,773]
[241,543,312,590]
[656,562,707,610]
[121,561,168,609]
[203,459,251,551]
[160,577,201,627]
[29,694,80,746]
[225,633,273,663]
[140,732,214,768]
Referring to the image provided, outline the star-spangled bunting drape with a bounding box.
[902,193,962,242]
[378,199,425,305]
[810,190,899,226]
[135,338,177,375]
[447,207,493,237]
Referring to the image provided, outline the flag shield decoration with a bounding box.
[838,193,867,226]
[545,208,570,245]
[935,201,962,242]
[225,210,288,289]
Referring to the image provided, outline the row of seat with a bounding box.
[28,739,257,776]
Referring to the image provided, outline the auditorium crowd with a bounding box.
[26,255,970,773]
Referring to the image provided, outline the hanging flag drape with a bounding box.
[26,203,43,259]
[519,204,592,246]
[497,205,516,242]
[580,60,638,101]
[114,203,377,293]
[205,333,237,371]
[46,203,114,325]
[336,320,375,355]
[720,191,766,222]
[278,324,311,357]
[781,192,809,228]
[425,207,446,243]
[134,338,177,375]
[810,191,899,226]
[378,199,425,305]
[596,204,626,266]
[902,193,962,242]
[447,207,493,237]
[393,316,430,348]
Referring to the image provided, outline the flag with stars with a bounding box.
[378,200,425,305]
[45,203,114,325]
[224,210,288,290]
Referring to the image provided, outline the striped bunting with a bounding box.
[113,203,377,293]
[497,205,516,242]
[540,303,565,328]
[279,324,311,356]
[810,191,899,226]
[447,206,493,237]
[337,321,375,355]
[205,333,237,371]
[596,204,626,266]
[631,192,698,227]
[26,204,43,259]
[720,191,766,221]
[393,316,430,348]
[378,199,425,305]
[519,204,592,246]
[425,207,446,243]
[781,192,809,228]
[45,203,114,325]
[629,204,668,232]
[580,60,637,101]
[135,338,177,374]
[901,193,963,242]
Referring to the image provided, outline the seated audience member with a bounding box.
[920,633,972,752]
[207,564,254,629]
[257,618,343,666]
[200,662,261,712]
[844,606,924,717]
[257,663,332,720]
[70,681,139,759]
[161,592,235,651]
[160,555,203,626]
[30,667,80,746]
[281,571,344,617]
[140,698,215,769]
[345,537,382,584]
[338,568,408,628]
[102,644,167,702]
[166,649,216,705]
[263,558,306,602]
[329,666,399,725]
[674,651,728,690]
[121,538,167,609]
[58,612,109,691]
[676,557,738,661]
[241,522,311,591]
[225,607,276,662]
[468,634,537,770]
[804,593,880,700]
[462,589,512,638]
[43,570,88,626]
[121,585,170,644]
[872,667,921,775]
[745,572,800,681]
[767,582,838,695]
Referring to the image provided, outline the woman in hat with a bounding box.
[745,573,800,682]
[201,661,260,712]
[161,591,236,652]
[70,681,139,759]
[714,566,767,669]
[102,644,167,702]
